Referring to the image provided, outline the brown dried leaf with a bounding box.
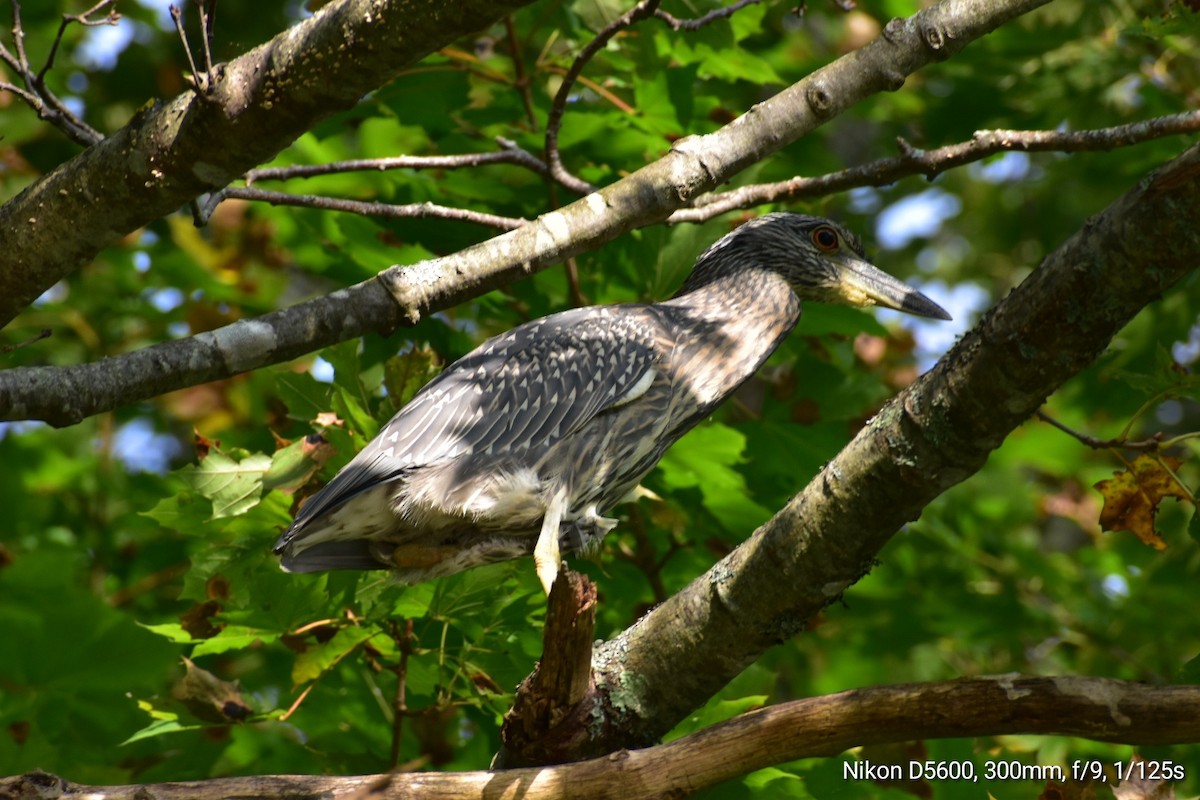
[193,430,218,460]
[174,658,252,724]
[1094,455,1188,550]
[180,599,222,639]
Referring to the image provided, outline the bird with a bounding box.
[274,212,951,594]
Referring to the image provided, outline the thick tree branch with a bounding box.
[668,110,1200,222]
[540,143,1200,758]
[2,676,1196,800]
[497,571,599,768]
[0,0,1056,426]
[0,0,537,329]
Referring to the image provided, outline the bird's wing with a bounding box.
[279,305,662,537]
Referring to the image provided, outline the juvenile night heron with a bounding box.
[274,213,950,593]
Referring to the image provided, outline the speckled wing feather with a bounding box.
[276,305,662,546]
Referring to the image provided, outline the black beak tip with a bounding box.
[903,292,952,321]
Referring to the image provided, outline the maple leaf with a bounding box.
[1094,455,1189,550]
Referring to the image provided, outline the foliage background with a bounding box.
[1,0,1198,797]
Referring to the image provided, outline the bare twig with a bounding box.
[40,0,119,84]
[654,0,764,31]
[563,256,587,306]
[1035,409,1167,452]
[1,328,51,355]
[541,64,637,114]
[216,186,527,231]
[171,3,216,95]
[434,45,516,86]
[245,145,549,184]
[0,0,105,145]
[199,0,217,76]
[279,683,315,721]
[105,561,190,607]
[544,0,665,195]
[388,619,414,769]
[669,111,1200,223]
[504,15,538,130]
[229,142,553,229]
[1039,407,1199,508]
[615,505,670,604]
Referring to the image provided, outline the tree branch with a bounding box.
[542,0,664,197]
[497,570,599,768]
[219,113,1200,233]
[0,0,1056,426]
[243,142,550,184]
[0,0,538,329]
[2,676,1196,800]
[653,0,764,31]
[668,111,1200,222]
[0,0,108,146]
[215,186,526,230]
[547,143,1200,758]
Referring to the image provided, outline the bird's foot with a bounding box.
[534,491,568,595]
[534,529,561,595]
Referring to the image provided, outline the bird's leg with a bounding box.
[534,490,568,595]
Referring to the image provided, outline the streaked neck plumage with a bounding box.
[658,263,801,409]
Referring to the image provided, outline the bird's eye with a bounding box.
[811,226,839,252]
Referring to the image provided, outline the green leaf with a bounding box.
[390,582,438,618]
[120,718,206,746]
[275,371,335,423]
[1110,344,1198,397]
[1180,652,1200,683]
[332,385,379,441]
[138,622,200,644]
[178,449,272,520]
[665,694,767,742]
[140,490,206,529]
[191,626,281,657]
[742,766,809,797]
[291,626,377,685]
[657,423,773,532]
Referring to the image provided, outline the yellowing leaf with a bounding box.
[1094,455,1188,550]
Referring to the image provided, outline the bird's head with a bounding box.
[686,212,952,321]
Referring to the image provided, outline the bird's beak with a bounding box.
[831,255,952,320]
